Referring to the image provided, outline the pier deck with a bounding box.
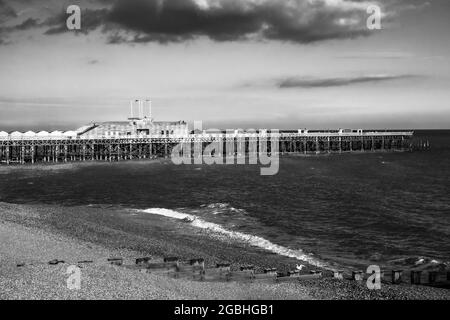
[0,131,414,164]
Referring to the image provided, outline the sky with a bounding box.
[0,0,449,131]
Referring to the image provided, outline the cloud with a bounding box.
[0,0,16,43]
[11,18,39,31]
[108,0,378,44]
[0,17,40,44]
[0,0,426,45]
[40,0,388,44]
[277,74,417,88]
[336,51,416,60]
[0,0,17,22]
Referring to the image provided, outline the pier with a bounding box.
[0,130,414,165]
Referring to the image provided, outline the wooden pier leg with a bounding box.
[164,141,168,158]
[327,137,330,153]
[21,145,25,164]
[6,145,9,165]
[339,137,342,153]
[129,143,132,160]
[31,145,35,164]
[371,137,374,151]
[315,137,319,154]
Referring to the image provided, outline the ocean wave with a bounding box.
[142,208,325,267]
[200,203,248,215]
[386,256,449,271]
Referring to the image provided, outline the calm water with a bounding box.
[1,130,449,269]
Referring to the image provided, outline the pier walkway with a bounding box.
[0,130,414,164]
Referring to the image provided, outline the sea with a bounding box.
[0,130,449,270]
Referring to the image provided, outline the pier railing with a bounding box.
[0,131,414,141]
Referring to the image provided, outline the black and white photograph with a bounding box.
[0,0,449,308]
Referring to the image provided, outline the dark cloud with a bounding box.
[87,59,100,64]
[0,0,416,45]
[0,17,41,44]
[0,1,25,45]
[107,0,375,44]
[40,0,384,44]
[0,0,17,44]
[277,75,416,88]
[12,18,39,31]
[0,0,17,22]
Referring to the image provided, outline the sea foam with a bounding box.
[142,208,325,267]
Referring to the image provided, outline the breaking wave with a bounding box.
[200,203,248,215]
[142,207,325,267]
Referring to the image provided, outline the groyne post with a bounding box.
[352,270,363,281]
[410,271,422,285]
[392,270,403,284]
[428,271,438,284]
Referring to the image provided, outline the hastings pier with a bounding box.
[0,130,414,165]
[0,100,415,165]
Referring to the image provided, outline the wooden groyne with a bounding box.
[0,130,414,165]
[15,255,450,289]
